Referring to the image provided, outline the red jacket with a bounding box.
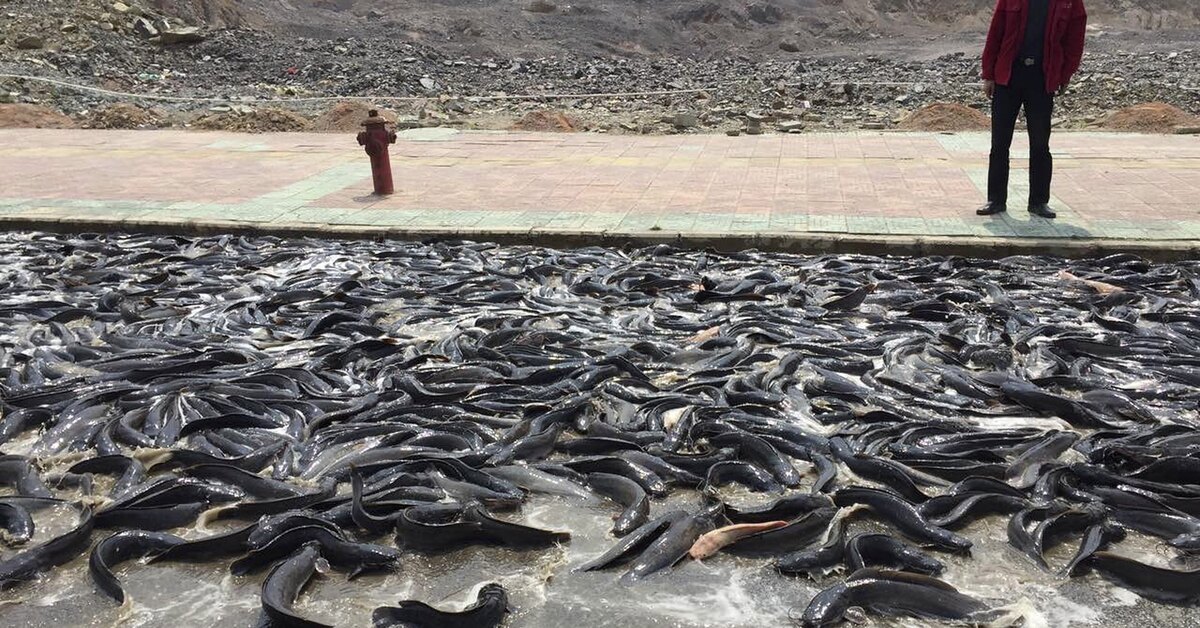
[982,0,1087,93]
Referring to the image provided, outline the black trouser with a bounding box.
[988,62,1055,207]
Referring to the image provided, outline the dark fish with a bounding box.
[833,487,972,554]
[0,455,53,498]
[0,506,94,588]
[586,472,650,537]
[213,478,337,521]
[149,523,256,562]
[800,568,990,627]
[1087,551,1200,605]
[776,516,849,576]
[0,496,59,545]
[704,461,783,493]
[577,511,687,572]
[233,526,401,578]
[725,494,834,524]
[463,503,571,548]
[709,431,802,488]
[622,506,720,583]
[89,530,184,604]
[844,533,944,575]
[723,507,837,557]
[373,582,510,628]
[260,543,332,628]
[1061,524,1125,577]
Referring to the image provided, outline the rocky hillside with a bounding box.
[135,0,1200,56]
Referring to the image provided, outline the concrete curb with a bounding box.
[2,215,1197,261]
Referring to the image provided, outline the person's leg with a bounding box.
[986,79,1022,209]
[1025,72,1055,209]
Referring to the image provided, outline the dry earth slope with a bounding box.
[148,0,1200,56]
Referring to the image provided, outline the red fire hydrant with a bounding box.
[357,109,397,195]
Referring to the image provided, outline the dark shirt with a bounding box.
[1020,0,1050,62]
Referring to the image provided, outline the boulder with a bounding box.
[159,26,205,45]
[525,0,557,13]
[14,35,45,50]
[133,17,158,38]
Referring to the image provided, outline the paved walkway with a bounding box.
[1,128,1198,258]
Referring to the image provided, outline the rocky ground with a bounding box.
[1,0,1198,134]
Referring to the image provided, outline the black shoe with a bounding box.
[976,203,1007,216]
[1028,204,1056,219]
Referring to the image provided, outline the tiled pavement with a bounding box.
[1,128,1198,258]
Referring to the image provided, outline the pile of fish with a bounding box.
[1,231,1199,627]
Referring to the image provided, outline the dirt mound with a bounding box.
[86,103,163,129]
[512,110,582,132]
[312,101,397,132]
[0,104,77,129]
[1101,102,1200,134]
[192,107,312,132]
[897,102,989,132]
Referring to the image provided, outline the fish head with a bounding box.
[800,582,853,627]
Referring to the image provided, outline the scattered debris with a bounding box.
[192,107,312,132]
[0,104,77,128]
[1101,102,1200,134]
[897,102,990,132]
[512,110,580,132]
[85,103,162,129]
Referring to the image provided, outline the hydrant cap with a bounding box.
[362,109,390,127]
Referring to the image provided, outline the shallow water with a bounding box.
[2,490,1195,627]
[1,234,1199,627]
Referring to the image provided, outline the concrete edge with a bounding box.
[1,215,1197,261]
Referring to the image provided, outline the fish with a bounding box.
[844,533,945,575]
[833,488,972,554]
[1087,551,1200,605]
[1,235,1199,616]
[722,507,838,557]
[88,530,184,604]
[0,506,94,588]
[585,472,650,537]
[372,582,510,628]
[800,568,991,627]
[621,505,721,583]
[260,543,332,628]
[0,496,59,546]
[233,525,401,578]
[688,521,790,560]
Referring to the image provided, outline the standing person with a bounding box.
[977,0,1087,219]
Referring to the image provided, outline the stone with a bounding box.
[419,77,437,90]
[672,113,698,128]
[725,129,741,136]
[112,2,131,14]
[133,17,158,38]
[1175,126,1200,135]
[862,122,885,130]
[159,26,205,45]
[779,41,801,53]
[61,22,78,33]
[14,35,44,50]
[525,0,557,13]
[778,121,804,132]
[0,92,18,104]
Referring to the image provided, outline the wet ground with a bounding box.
[1,232,1198,627]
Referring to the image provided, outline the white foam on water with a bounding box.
[1107,584,1143,607]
